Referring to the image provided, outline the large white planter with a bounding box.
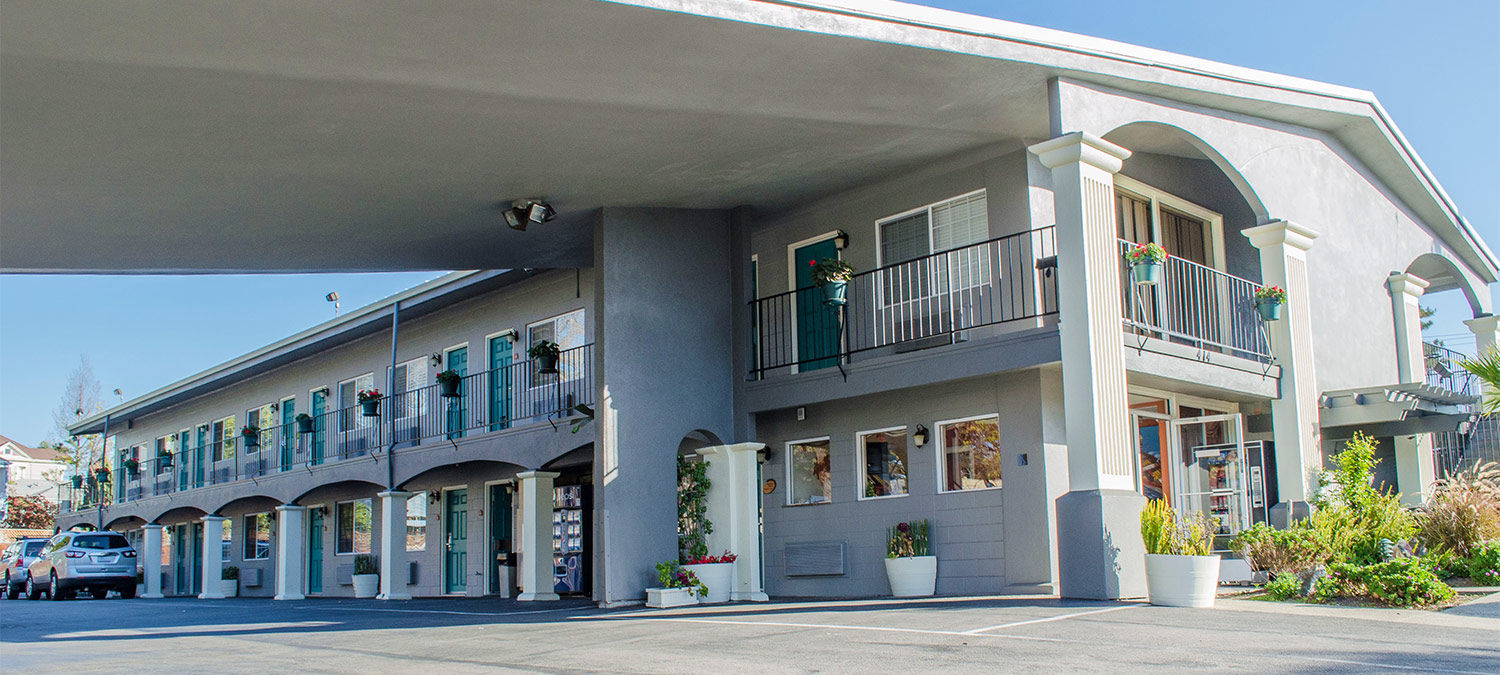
[220,579,238,598]
[1145,554,1221,608]
[352,574,379,599]
[681,562,734,604]
[884,556,937,598]
[645,587,699,609]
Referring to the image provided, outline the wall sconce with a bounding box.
[913,424,929,447]
[429,352,443,368]
[429,490,441,504]
[314,386,330,396]
[833,230,850,250]
[269,401,279,413]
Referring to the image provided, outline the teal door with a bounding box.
[445,489,468,594]
[194,426,207,488]
[310,390,327,465]
[446,346,468,440]
[280,400,295,471]
[488,485,512,594]
[177,431,191,490]
[307,508,324,594]
[174,523,202,595]
[488,336,512,431]
[794,238,842,371]
[173,525,187,594]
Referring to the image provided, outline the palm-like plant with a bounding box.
[1459,349,1500,412]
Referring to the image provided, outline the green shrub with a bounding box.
[1420,548,1469,579]
[222,565,239,581]
[353,554,378,576]
[1230,522,1325,576]
[1263,574,1302,601]
[1322,559,1456,607]
[1307,434,1417,564]
[1141,500,1212,556]
[1468,541,1500,584]
[1418,461,1500,558]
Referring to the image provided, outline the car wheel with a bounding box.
[48,572,65,601]
[91,588,108,600]
[26,574,41,600]
[119,585,136,600]
[5,573,18,601]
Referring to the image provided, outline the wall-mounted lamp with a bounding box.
[269,402,279,413]
[314,386,330,396]
[429,352,443,368]
[833,230,850,250]
[913,424,929,447]
[503,199,556,231]
[429,489,442,504]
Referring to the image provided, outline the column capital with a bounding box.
[1464,314,1500,334]
[200,515,228,523]
[1027,132,1131,173]
[142,523,164,531]
[1387,272,1430,298]
[376,490,414,500]
[516,470,560,480]
[1244,219,1319,252]
[274,504,308,513]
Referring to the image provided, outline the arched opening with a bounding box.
[105,515,146,532]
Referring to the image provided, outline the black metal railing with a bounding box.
[63,344,594,511]
[1424,341,1475,397]
[749,229,1057,376]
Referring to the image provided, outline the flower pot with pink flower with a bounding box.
[885,520,936,597]
[1125,242,1169,285]
[681,551,737,604]
[646,561,706,608]
[1254,285,1287,321]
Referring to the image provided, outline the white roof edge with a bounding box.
[646,0,1496,274]
[68,270,478,435]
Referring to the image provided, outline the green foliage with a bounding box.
[436,369,462,385]
[222,566,239,581]
[1,495,57,529]
[353,554,378,576]
[1468,541,1500,584]
[1322,559,1456,607]
[1262,574,1302,601]
[526,340,561,360]
[809,257,854,285]
[1420,548,1469,579]
[1460,349,1500,414]
[655,561,707,598]
[1229,522,1324,576]
[1417,461,1500,558]
[1308,433,1417,564]
[1140,500,1212,556]
[887,520,930,559]
[676,455,712,563]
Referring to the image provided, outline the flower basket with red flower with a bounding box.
[809,258,854,307]
[357,389,382,417]
[1125,242,1169,285]
[1254,285,1287,321]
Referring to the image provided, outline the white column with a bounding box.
[1388,273,1430,384]
[1245,220,1321,518]
[696,443,770,602]
[1029,132,1144,601]
[141,524,163,599]
[198,515,226,599]
[1466,315,1500,396]
[274,505,306,601]
[516,470,560,602]
[377,491,413,600]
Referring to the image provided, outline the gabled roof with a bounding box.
[0,434,67,462]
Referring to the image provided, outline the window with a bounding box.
[246,403,275,453]
[390,357,429,435]
[939,416,1002,492]
[336,498,372,555]
[155,436,172,475]
[406,494,426,552]
[338,374,376,431]
[1114,177,1222,269]
[221,518,233,562]
[243,513,271,560]
[527,309,586,386]
[859,427,909,499]
[787,438,833,505]
[212,415,237,461]
[877,190,988,266]
[161,529,171,567]
[72,533,130,550]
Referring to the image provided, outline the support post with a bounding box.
[695,442,770,602]
[1388,273,1434,504]
[1465,315,1500,395]
[274,504,307,600]
[1028,132,1145,600]
[198,515,227,599]
[141,524,163,599]
[516,471,560,602]
[1245,220,1321,524]
[377,491,413,600]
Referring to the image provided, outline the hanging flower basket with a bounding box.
[358,389,382,417]
[71,475,84,489]
[437,369,463,398]
[1125,243,1168,286]
[296,413,315,434]
[123,459,140,479]
[159,453,174,469]
[810,258,854,307]
[1254,285,1287,321]
[528,341,561,375]
[94,467,111,482]
[240,425,261,448]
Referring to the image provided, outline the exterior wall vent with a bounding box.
[407,560,419,585]
[241,567,262,587]
[784,541,846,577]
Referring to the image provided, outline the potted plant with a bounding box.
[528,341,561,375]
[1125,242,1169,285]
[1141,499,1220,608]
[296,412,315,434]
[240,424,260,449]
[357,389,382,418]
[681,551,737,604]
[437,369,463,398]
[645,561,706,608]
[70,474,84,490]
[1254,285,1287,321]
[221,566,239,598]
[122,458,140,480]
[352,554,379,598]
[93,466,111,483]
[159,451,174,470]
[885,519,936,597]
[809,257,854,307]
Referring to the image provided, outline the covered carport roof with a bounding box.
[2,0,1493,279]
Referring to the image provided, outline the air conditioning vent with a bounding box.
[784,541,846,577]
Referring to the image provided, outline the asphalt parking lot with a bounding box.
[2,593,1497,673]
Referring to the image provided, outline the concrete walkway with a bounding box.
[1444,590,1500,619]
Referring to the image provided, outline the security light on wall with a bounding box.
[503,199,556,231]
[429,353,443,368]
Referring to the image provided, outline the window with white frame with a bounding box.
[939,416,1002,492]
[243,513,271,560]
[221,517,233,562]
[336,498,372,555]
[389,356,429,440]
[527,309,586,386]
[875,191,990,310]
[1114,177,1222,269]
[859,427,909,499]
[154,435,172,475]
[212,415,236,461]
[245,403,274,453]
[338,373,376,432]
[787,438,833,505]
[406,494,426,552]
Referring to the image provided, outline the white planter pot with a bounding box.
[645,587,699,609]
[352,574,379,599]
[220,579,238,598]
[884,556,937,598]
[1145,554,1221,608]
[681,562,734,604]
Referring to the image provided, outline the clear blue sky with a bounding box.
[1,0,1496,446]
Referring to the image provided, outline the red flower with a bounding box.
[809,260,817,267]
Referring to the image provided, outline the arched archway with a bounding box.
[678,429,723,457]
[1103,121,1269,221]
[1406,252,1488,317]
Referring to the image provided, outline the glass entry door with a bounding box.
[1169,413,1250,546]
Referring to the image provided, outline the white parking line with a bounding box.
[961,605,1138,634]
[1294,655,1500,675]
[300,606,586,618]
[634,617,1078,643]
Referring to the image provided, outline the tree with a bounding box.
[1461,349,1500,413]
[1420,305,1436,332]
[48,356,107,474]
[2,495,57,529]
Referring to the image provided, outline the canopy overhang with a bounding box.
[1319,383,1478,437]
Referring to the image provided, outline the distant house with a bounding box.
[0,434,69,504]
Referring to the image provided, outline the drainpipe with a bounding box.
[97,414,109,530]
[386,301,399,490]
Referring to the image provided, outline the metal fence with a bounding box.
[1118,240,1271,361]
[1433,413,1500,478]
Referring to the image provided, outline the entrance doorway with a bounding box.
[444,489,468,594]
[173,523,202,596]
[488,484,513,595]
[791,236,841,372]
[307,507,324,594]
[1170,414,1251,545]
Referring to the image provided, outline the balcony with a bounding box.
[1117,239,1271,362]
[749,228,1058,377]
[1424,341,1476,398]
[65,344,594,512]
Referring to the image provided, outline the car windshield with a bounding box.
[23,541,46,555]
[71,534,130,550]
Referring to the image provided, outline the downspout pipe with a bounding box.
[97,414,109,530]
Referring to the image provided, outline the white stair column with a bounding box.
[274,505,306,600]
[377,491,413,600]
[198,515,226,599]
[141,524,164,599]
[695,442,770,602]
[1028,132,1144,600]
[1245,220,1321,522]
[1465,315,1500,396]
[1388,273,1435,503]
[516,471,560,602]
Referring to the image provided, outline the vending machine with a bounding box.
[552,483,591,595]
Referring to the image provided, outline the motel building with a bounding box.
[10,1,1494,604]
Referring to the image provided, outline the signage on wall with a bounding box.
[762,479,777,495]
